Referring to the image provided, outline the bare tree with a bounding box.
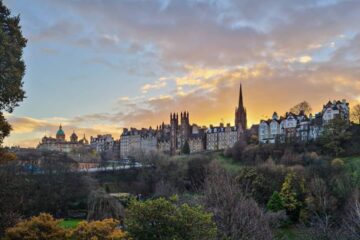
[306,177,337,239]
[290,101,312,115]
[342,190,360,240]
[351,104,360,124]
[203,162,272,240]
[87,190,124,222]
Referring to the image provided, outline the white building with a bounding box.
[259,99,349,144]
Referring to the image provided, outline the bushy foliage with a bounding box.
[125,197,216,240]
[267,191,284,212]
[4,213,67,240]
[280,172,305,221]
[318,117,351,157]
[70,218,128,240]
[0,0,27,146]
[4,214,129,240]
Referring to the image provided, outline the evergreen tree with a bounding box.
[267,191,284,212]
[318,117,351,157]
[0,0,27,146]
[182,140,190,155]
[280,172,305,221]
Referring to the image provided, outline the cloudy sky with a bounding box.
[3,0,360,147]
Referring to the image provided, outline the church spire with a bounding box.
[235,82,247,132]
[239,83,244,108]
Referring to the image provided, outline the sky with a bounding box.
[3,0,360,147]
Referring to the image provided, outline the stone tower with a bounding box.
[180,111,191,147]
[170,113,178,155]
[235,83,247,132]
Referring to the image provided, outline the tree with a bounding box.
[351,104,360,124]
[304,177,337,238]
[87,190,125,221]
[182,141,190,155]
[289,101,312,115]
[279,172,305,222]
[267,191,284,212]
[0,0,27,145]
[4,213,66,240]
[125,197,217,240]
[203,162,272,240]
[70,218,128,240]
[341,190,360,240]
[318,117,351,157]
[232,139,247,162]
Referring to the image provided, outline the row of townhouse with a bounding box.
[259,99,350,144]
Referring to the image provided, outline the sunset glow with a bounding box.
[3,0,360,147]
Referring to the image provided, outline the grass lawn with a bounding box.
[274,226,309,240]
[59,219,82,229]
[342,156,360,186]
[212,152,243,173]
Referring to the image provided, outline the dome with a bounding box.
[56,125,66,141]
[70,131,77,138]
[57,128,65,136]
[70,131,78,143]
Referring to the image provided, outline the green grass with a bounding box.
[274,226,308,240]
[342,156,360,187]
[213,152,243,173]
[59,219,82,229]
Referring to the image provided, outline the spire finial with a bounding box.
[239,82,243,108]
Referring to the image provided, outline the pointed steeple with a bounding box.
[235,82,247,132]
[239,83,244,108]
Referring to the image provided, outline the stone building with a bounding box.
[206,123,238,151]
[259,99,350,144]
[120,127,158,159]
[119,112,206,158]
[118,82,248,157]
[90,134,115,153]
[38,125,89,152]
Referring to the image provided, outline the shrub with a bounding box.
[70,218,128,240]
[4,213,67,240]
[125,197,216,240]
[267,191,284,212]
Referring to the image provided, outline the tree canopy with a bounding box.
[0,0,27,146]
[351,104,360,124]
[125,197,217,240]
[289,101,312,115]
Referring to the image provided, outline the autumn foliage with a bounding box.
[4,213,129,240]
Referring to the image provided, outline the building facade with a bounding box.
[119,113,206,158]
[37,125,89,152]
[118,82,248,158]
[90,134,115,153]
[259,99,350,144]
[206,124,238,151]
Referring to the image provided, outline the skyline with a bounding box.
[3,0,360,147]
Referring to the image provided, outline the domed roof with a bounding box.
[56,125,65,136]
[70,131,78,138]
